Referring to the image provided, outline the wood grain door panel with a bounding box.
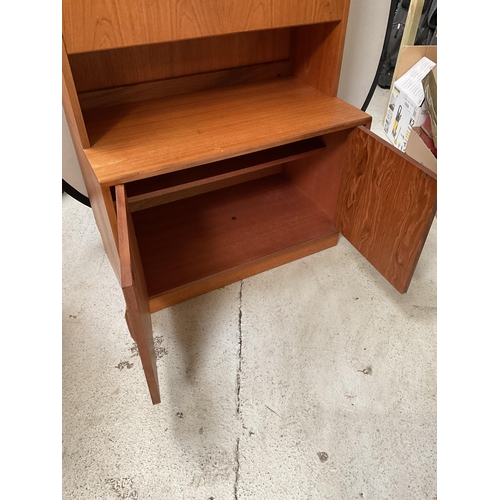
[334,126,437,293]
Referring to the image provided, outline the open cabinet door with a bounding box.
[334,126,437,294]
[116,185,161,404]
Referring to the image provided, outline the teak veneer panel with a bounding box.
[126,137,325,211]
[63,0,345,53]
[131,175,338,299]
[125,137,325,197]
[149,233,338,313]
[62,41,89,149]
[83,78,370,186]
[78,61,293,111]
[284,130,350,217]
[334,127,437,294]
[292,21,348,97]
[69,29,292,93]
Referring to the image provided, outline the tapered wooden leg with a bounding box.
[125,309,136,342]
[124,301,160,405]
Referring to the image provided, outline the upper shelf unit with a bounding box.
[63,15,370,187]
[62,0,347,53]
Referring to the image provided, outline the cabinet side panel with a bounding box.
[284,130,352,217]
[63,0,343,53]
[62,40,90,148]
[69,29,291,93]
[335,127,437,293]
[291,1,350,97]
[63,80,121,280]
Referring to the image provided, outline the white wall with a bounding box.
[62,108,87,196]
[338,0,391,108]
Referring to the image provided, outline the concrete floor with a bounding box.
[62,86,436,499]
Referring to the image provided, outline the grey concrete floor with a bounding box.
[62,86,436,499]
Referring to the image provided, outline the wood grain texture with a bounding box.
[125,137,325,197]
[82,77,370,186]
[291,0,351,96]
[334,127,437,294]
[69,29,291,93]
[116,185,160,404]
[149,232,338,313]
[129,164,283,212]
[63,0,344,53]
[131,174,338,299]
[284,130,353,216]
[62,40,90,148]
[78,61,292,110]
[126,137,325,210]
[292,21,344,97]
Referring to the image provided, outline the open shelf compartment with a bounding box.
[122,137,325,211]
[83,77,370,186]
[130,173,339,310]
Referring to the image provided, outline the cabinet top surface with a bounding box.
[82,78,370,186]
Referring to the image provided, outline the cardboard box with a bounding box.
[383,56,436,152]
[406,127,436,174]
[382,46,437,172]
[422,65,437,147]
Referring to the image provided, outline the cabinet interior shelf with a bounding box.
[82,77,370,186]
[131,174,338,309]
[122,137,325,211]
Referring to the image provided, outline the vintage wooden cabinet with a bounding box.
[62,0,437,404]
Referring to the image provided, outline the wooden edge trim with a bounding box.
[398,201,437,294]
[62,38,90,148]
[129,165,283,212]
[355,126,437,180]
[115,184,133,288]
[127,139,326,211]
[97,116,370,188]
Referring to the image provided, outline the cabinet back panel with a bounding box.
[63,0,345,53]
[69,29,291,93]
[78,61,293,110]
[284,130,350,217]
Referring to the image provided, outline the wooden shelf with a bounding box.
[83,77,371,186]
[124,137,326,211]
[131,174,338,308]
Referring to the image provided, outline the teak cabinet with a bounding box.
[63,0,437,404]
